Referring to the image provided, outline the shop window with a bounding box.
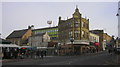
[82,31,84,37]
[75,24,79,27]
[75,21,79,23]
[82,22,84,27]
[75,33,79,38]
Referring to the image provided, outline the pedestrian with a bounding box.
[10,48,14,59]
[36,50,40,58]
[92,48,94,53]
[14,48,18,59]
[3,48,7,59]
[27,50,31,58]
[44,50,47,57]
[40,50,44,59]
[6,47,11,59]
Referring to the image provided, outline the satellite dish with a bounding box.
[31,25,34,28]
[47,21,52,27]
[30,25,34,30]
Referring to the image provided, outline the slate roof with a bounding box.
[6,29,28,39]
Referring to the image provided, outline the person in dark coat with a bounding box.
[43,50,47,57]
[40,50,44,59]
[36,50,40,58]
[13,48,18,59]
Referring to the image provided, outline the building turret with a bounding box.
[73,5,81,18]
[59,16,61,21]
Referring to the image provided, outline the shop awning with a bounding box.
[0,44,21,48]
[94,42,100,46]
[37,47,47,49]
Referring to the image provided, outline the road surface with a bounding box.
[2,51,120,65]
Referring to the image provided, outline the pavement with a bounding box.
[1,51,106,63]
[1,56,54,63]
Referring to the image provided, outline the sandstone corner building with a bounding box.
[58,6,90,55]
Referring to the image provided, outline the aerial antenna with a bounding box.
[76,5,78,9]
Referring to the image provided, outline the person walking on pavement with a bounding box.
[36,50,40,58]
[40,50,44,59]
[44,50,47,57]
[108,35,116,55]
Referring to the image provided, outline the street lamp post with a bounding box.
[57,43,61,56]
[30,36,33,58]
[103,40,107,50]
[116,7,119,38]
[116,37,119,48]
[70,37,74,55]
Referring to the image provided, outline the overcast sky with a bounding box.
[1,2,118,39]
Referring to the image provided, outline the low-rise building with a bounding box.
[89,32,99,52]
[90,30,104,51]
[103,33,112,43]
[103,33,112,50]
[89,32,99,43]
[28,32,50,48]
[6,26,32,46]
[33,26,58,42]
[89,30,112,51]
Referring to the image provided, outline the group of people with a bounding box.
[106,36,118,54]
[82,46,100,54]
[2,47,47,59]
[2,47,20,59]
[35,50,46,59]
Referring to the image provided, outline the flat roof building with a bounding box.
[33,26,58,42]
